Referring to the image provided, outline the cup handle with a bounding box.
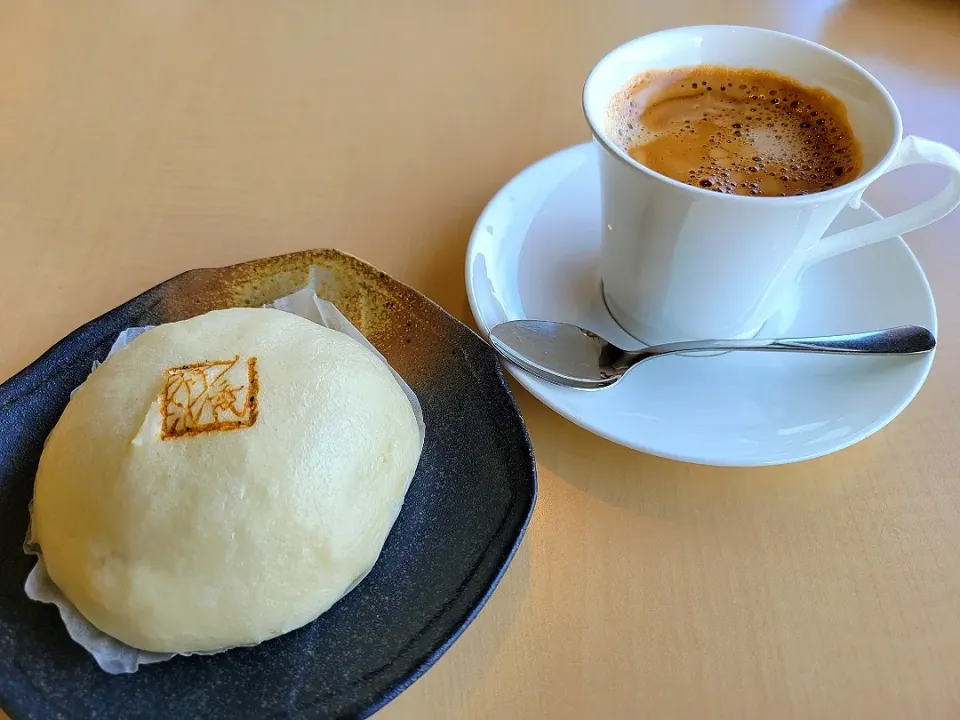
[801,135,960,270]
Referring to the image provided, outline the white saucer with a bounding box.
[466,143,938,466]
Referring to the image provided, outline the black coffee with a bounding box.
[607,65,864,197]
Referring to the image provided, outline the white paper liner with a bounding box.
[23,280,425,674]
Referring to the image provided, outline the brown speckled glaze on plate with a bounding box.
[0,249,536,720]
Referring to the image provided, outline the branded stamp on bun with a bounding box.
[160,356,259,439]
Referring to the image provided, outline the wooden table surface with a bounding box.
[2,1,959,718]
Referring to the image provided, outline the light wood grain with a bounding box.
[2,1,959,718]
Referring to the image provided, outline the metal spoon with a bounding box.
[488,320,936,389]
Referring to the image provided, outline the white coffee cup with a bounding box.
[583,25,960,345]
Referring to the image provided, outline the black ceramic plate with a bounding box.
[0,250,536,720]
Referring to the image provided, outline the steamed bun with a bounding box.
[32,308,422,653]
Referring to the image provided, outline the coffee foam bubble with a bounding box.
[607,67,863,197]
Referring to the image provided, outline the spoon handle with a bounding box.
[620,325,936,367]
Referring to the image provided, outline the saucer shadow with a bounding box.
[513,379,894,526]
